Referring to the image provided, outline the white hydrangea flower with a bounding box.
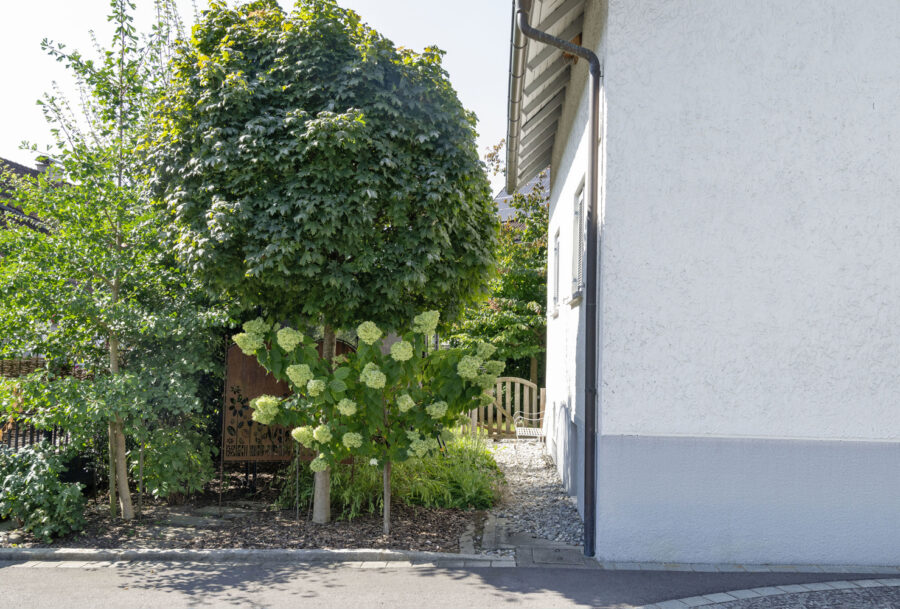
[313,424,332,443]
[336,398,357,416]
[310,455,328,472]
[360,362,386,389]
[243,317,270,335]
[291,426,314,448]
[408,438,429,458]
[369,458,378,466]
[276,327,303,352]
[412,310,440,335]
[484,360,505,377]
[250,395,280,425]
[456,355,482,379]
[397,393,415,413]
[476,342,497,359]
[425,401,448,419]
[356,321,382,345]
[286,364,314,387]
[342,432,363,449]
[307,379,326,397]
[234,332,264,355]
[390,340,414,362]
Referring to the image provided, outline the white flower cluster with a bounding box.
[250,395,280,425]
[456,355,482,379]
[356,321,382,345]
[412,310,439,335]
[397,393,415,413]
[310,454,328,472]
[313,424,332,443]
[233,332,264,355]
[337,398,357,416]
[307,379,326,397]
[360,362,386,389]
[406,431,439,458]
[276,327,303,352]
[476,342,497,359]
[342,432,363,449]
[291,426,314,447]
[390,340,413,362]
[243,318,270,335]
[286,364,314,387]
[425,401,448,419]
[484,360,505,377]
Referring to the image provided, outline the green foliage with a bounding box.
[129,426,217,502]
[152,0,498,330]
[0,443,86,542]
[238,312,502,470]
[277,429,502,519]
[450,165,548,381]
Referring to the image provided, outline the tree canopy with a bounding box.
[152,0,498,330]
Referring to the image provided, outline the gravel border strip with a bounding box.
[595,561,900,575]
[637,578,900,609]
[0,547,504,565]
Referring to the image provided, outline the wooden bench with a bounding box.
[513,413,544,456]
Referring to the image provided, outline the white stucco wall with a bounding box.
[601,0,900,440]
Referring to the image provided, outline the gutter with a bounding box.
[512,0,601,558]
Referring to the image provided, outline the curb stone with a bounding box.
[0,547,502,566]
[637,578,900,609]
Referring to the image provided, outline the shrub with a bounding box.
[277,429,503,519]
[129,427,217,503]
[0,443,86,542]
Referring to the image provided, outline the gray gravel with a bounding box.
[489,439,584,546]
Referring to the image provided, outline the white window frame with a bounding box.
[570,181,585,305]
[552,229,560,316]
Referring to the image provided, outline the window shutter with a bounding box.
[573,185,585,291]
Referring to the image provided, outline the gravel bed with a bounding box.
[489,438,584,546]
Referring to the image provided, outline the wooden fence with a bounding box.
[470,376,545,436]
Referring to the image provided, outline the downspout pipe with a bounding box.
[514,0,601,558]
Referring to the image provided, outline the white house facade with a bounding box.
[506,0,900,565]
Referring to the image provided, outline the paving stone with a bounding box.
[532,547,585,566]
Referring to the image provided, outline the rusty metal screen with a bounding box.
[222,339,355,462]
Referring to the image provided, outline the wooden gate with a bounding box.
[471,376,545,436]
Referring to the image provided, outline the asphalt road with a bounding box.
[1,561,891,609]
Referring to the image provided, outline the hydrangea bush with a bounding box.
[234,310,503,533]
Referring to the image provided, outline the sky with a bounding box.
[0,0,511,192]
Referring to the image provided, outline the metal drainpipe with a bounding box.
[514,0,601,558]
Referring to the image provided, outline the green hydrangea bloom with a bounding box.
[243,317,270,335]
[390,340,413,362]
[286,364,314,387]
[484,360,505,377]
[475,374,496,390]
[412,310,440,335]
[360,362,386,389]
[307,379,326,397]
[310,455,328,472]
[276,327,303,352]
[313,424,332,443]
[425,401,448,419]
[250,395,280,425]
[342,432,363,449]
[405,430,420,442]
[476,342,497,359]
[397,393,415,413]
[336,398,357,416]
[233,332,264,355]
[408,438,429,458]
[356,321,382,345]
[478,392,495,407]
[456,355,482,379]
[291,426,314,448]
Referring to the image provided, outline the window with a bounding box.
[552,229,560,314]
[572,182,585,296]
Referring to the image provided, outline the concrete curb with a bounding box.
[0,547,501,565]
[637,578,900,609]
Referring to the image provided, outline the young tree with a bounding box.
[0,0,223,520]
[232,310,502,534]
[152,0,498,522]
[450,159,548,385]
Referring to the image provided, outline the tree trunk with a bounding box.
[114,418,134,520]
[107,421,117,518]
[312,324,336,525]
[382,460,392,535]
[530,356,539,385]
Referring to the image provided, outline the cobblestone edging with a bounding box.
[0,547,513,568]
[638,578,900,609]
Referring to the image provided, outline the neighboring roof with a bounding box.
[494,170,549,221]
[505,0,585,192]
[1,157,44,231]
